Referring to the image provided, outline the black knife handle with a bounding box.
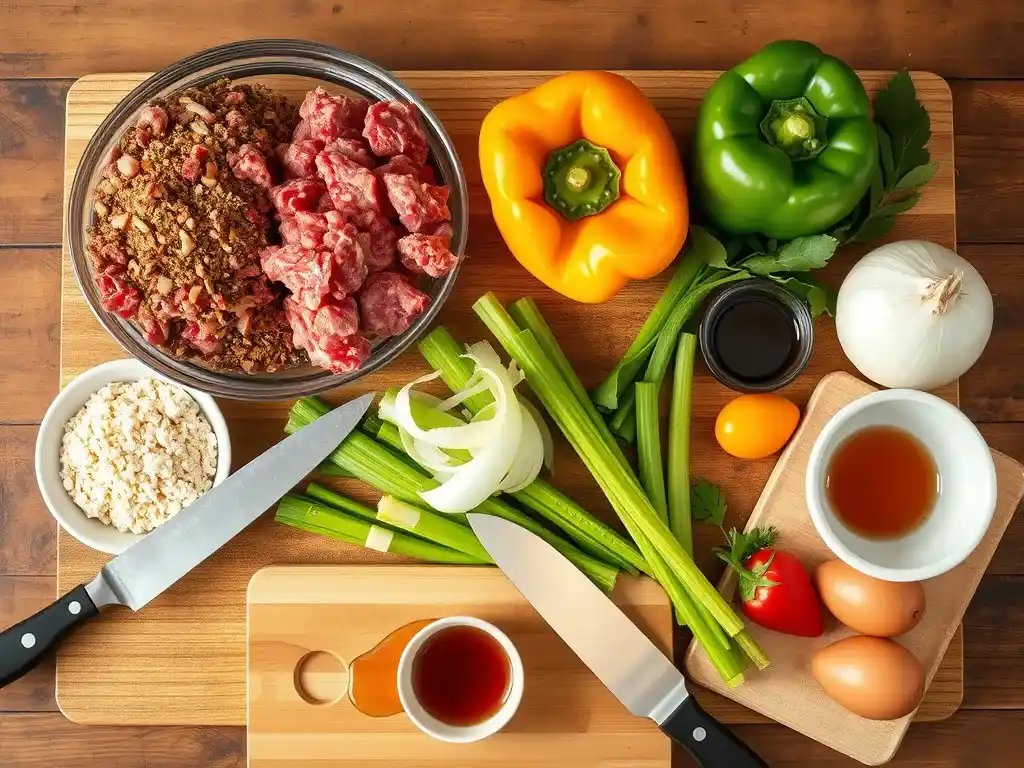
[661,696,768,767]
[0,584,99,689]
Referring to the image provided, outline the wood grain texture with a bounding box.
[685,373,1024,766]
[1,1,1023,79]
[0,249,61,422]
[0,81,70,245]
[963,575,1024,710]
[975,424,1024,576]
[959,246,1024,423]
[0,425,57,575]
[953,81,1024,244]
[247,566,672,767]
[0,576,57,712]
[54,70,958,727]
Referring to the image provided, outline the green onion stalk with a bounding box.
[668,333,697,556]
[286,398,619,593]
[473,293,766,678]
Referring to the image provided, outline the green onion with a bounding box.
[287,398,619,593]
[668,333,697,555]
[376,392,647,576]
[591,247,706,411]
[276,494,484,564]
[608,387,637,443]
[635,382,668,524]
[317,461,354,478]
[510,298,629,470]
[377,496,493,562]
[305,483,385,525]
[474,294,766,673]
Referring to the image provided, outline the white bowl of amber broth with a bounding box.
[35,359,231,555]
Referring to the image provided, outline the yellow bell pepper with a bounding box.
[478,71,689,303]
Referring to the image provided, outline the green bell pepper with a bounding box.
[694,40,878,240]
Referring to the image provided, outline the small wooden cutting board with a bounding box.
[247,565,673,768]
[685,372,1024,765]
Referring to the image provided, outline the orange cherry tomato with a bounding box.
[715,394,800,459]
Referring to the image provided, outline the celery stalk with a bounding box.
[608,388,638,443]
[276,494,485,565]
[377,496,493,562]
[417,328,494,414]
[473,295,753,641]
[635,382,668,524]
[591,247,706,411]
[376,395,646,575]
[305,483,382,524]
[286,399,619,592]
[668,333,697,555]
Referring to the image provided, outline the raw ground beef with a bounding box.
[87,81,456,376]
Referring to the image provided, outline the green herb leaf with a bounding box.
[691,479,728,526]
[894,161,939,192]
[743,235,838,276]
[690,225,730,269]
[874,69,932,180]
[852,215,897,243]
[874,191,922,218]
[773,274,835,317]
[876,124,895,186]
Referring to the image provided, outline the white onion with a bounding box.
[497,400,545,492]
[836,240,993,390]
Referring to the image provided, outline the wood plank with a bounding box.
[0,714,244,767]
[728,710,1024,767]
[0,425,57,576]
[959,246,1024,423]
[54,70,959,727]
[977,424,1024,575]
[1,1,1023,79]
[0,576,57,712]
[963,575,1024,710]
[953,81,1024,244]
[248,566,671,768]
[0,81,70,245]
[0,249,60,422]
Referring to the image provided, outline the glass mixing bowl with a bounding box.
[67,39,468,401]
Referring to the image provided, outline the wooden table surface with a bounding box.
[1,2,1022,766]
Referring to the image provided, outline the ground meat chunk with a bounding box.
[181,322,223,355]
[359,218,399,273]
[357,270,430,338]
[260,237,367,309]
[316,147,383,218]
[327,135,376,169]
[229,143,273,189]
[269,178,327,215]
[95,272,141,318]
[382,173,450,233]
[279,211,328,249]
[277,138,322,180]
[397,233,459,278]
[363,102,428,166]
[284,296,370,374]
[180,144,209,183]
[300,87,371,145]
[374,154,422,181]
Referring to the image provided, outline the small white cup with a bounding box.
[397,616,524,743]
[806,388,997,582]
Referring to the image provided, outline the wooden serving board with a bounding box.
[685,372,1024,766]
[57,70,959,727]
[247,566,672,767]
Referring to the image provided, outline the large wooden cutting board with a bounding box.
[247,566,672,767]
[57,70,958,727]
[685,373,1024,765]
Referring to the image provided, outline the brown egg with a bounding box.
[812,636,924,720]
[815,560,926,637]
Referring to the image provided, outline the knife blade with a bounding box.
[0,393,373,689]
[467,513,767,768]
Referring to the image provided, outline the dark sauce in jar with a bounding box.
[711,297,800,384]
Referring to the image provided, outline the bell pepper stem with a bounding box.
[760,97,828,161]
[543,139,621,221]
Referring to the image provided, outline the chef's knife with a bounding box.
[467,513,768,768]
[0,393,373,689]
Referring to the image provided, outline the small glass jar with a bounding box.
[698,279,814,393]
[66,40,468,401]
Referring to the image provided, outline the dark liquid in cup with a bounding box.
[412,625,511,726]
[826,425,939,539]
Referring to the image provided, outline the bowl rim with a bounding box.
[35,358,232,555]
[66,39,468,401]
[804,387,997,582]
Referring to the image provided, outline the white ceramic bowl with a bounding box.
[397,616,524,743]
[35,359,231,555]
[806,389,996,582]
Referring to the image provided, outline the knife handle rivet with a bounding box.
[692,727,707,742]
[21,633,36,650]
[68,601,82,615]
